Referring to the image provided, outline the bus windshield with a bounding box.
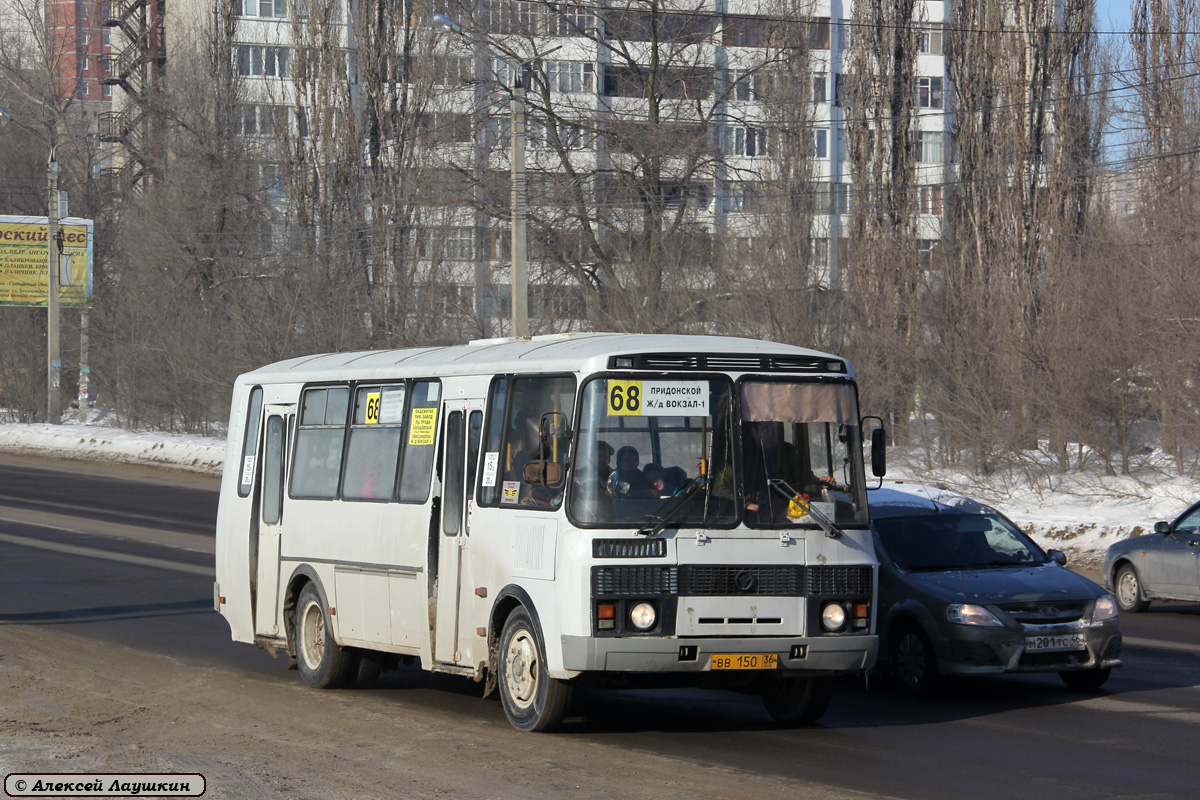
[739,380,868,528]
[570,376,737,525]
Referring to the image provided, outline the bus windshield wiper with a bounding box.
[636,479,705,537]
[768,479,843,539]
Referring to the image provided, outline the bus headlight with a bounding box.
[630,602,657,631]
[821,603,847,632]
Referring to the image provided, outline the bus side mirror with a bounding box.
[524,462,563,487]
[870,426,887,478]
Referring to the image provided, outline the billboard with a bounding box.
[0,214,94,307]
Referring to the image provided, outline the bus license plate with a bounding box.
[710,653,779,670]
[1025,634,1086,652]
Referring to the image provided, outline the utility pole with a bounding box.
[47,150,62,424]
[510,65,529,338]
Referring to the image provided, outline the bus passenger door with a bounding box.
[253,405,292,638]
[434,403,483,666]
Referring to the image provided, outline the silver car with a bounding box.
[1103,500,1200,612]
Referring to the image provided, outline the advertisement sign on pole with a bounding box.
[0,214,94,307]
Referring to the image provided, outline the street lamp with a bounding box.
[433,13,530,338]
[0,107,66,424]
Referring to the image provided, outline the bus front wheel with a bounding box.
[761,675,835,725]
[497,607,572,732]
[294,582,355,689]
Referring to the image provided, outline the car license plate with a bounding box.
[710,653,779,670]
[1025,634,1086,652]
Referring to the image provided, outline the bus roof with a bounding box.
[235,332,854,386]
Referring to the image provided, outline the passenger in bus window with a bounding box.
[610,446,655,499]
[574,439,613,497]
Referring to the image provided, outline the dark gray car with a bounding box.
[1103,500,1200,612]
[870,484,1122,694]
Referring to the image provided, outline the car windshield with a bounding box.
[874,513,1048,571]
[569,376,737,526]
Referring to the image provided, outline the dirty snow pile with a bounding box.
[2,411,1198,565]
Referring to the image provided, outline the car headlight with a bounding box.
[629,602,657,631]
[946,603,1004,627]
[1092,595,1118,623]
[821,602,848,632]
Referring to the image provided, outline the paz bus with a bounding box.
[214,333,885,731]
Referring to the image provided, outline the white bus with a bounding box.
[215,333,884,731]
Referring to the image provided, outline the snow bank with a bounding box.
[3,416,1199,565]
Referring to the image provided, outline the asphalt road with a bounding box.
[2,455,1198,799]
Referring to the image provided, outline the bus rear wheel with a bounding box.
[498,607,572,732]
[761,675,835,725]
[294,583,355,689]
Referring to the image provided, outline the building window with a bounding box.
[236,45,289,78]
[529,118,582,150]
[918,130,944,163]
[433,54,472,86]
[444,228,474,260]
[918,76,943,109]
[919,185,943,216]
[546,3,594,36]
[102,84,112,98]
[543,60,594,93]
[240,0,286,18]
[919,24,944,56]
[721,180,765,213]
[813,129,828,159]
[917,239,940,269]
[809,17,830,49]
[718,125,766,157]
[812,73,827,103]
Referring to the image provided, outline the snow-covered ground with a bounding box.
[2,413,1196,567]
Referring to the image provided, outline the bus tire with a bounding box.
[761,675,835,725]
[498,606,572,732]
[294,583,355,690]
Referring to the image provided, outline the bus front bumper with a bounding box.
[560,634,878,675]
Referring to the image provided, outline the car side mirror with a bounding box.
[1154,520,1171,535]
[1047,549,1067,566]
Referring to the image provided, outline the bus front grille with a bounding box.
[592,564,871,598]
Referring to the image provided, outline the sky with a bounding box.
[3,412,1197,567]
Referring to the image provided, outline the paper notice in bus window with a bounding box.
[379,388,406,424]
[241,455,255,486]
[501,480,520,504]
[482,452,500,487]
[426,382,440,402]
[409,407,438,445]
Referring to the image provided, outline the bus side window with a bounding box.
[478,377,510,507]
[291,386,349,499]
[497,375,576,509]
[237,387,264,498]
[342,384,405,502]
[399,380,441,503]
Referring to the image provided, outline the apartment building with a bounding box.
[103,1,953,331]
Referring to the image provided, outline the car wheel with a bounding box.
[294,583,355,689]
[1114,564,1150,613]
[890,624,937,695]
[1060,668,1111,691]
[498,606,572,732]
[761,676,835,725]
